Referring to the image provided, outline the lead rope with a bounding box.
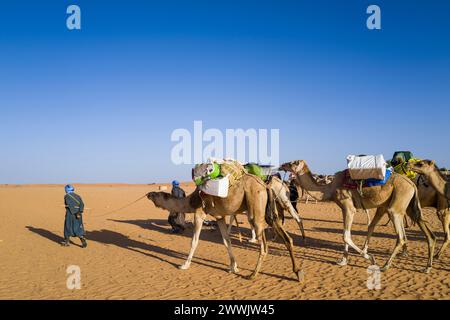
[90,193,150,219]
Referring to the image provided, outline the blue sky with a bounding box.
[0,1,449,183]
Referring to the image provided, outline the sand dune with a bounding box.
[0,184,448,299]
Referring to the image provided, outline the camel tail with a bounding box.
[407,186,423,225]
[265,187,279,226]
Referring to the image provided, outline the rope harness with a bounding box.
[90,193,150,218]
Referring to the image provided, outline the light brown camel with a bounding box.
[296,174,372,226]
[147,173,304,281]
[407,160,450,258]
[231,176,306,243]
[280,160,436,273]
[409,160,450,199]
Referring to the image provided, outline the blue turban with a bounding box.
[65,184,74,194]
[172,180,179,187]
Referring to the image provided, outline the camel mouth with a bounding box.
[278,163,291,172]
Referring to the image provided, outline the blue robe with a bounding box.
[64,192,85,238]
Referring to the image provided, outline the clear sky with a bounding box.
[1,1,449,184]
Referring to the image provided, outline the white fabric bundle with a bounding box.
[347,154,387,180]
[200,175,230,198]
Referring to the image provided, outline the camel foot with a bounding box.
[296,270,305,283]
[422,266,432,274]
[380,264,390,272]
[363,253,376,265]
[179,263,190,270]
[247,238,258,244]
[399,250,409,258]
[228,263,239,274]
[336,257,348,266]
[434,251,443,260]
[247,273,257,280]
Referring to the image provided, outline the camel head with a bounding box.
[407,159,436,175]
[147,191,172,209]
[279,160,310,175]
[192,163,217,185]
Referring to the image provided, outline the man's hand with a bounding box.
[76,213,82,219]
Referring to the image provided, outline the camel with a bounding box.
[408,160,450,199]
[280,160,436,273]
[407,160,450,258]
[147,172,304,281]
[293,174,372,226]
[229,176,306,243]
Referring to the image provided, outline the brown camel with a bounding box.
[147,172,304,281]
[280,160,436,273]
[409,160,450,199]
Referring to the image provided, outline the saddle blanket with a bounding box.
[343,167,393,189]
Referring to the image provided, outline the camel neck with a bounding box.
[294,169,336,201]
[427,170,447,197]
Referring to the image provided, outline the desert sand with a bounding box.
[0,183,448,300]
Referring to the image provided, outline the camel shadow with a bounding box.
[302,215,373,226]
[312,226,432,243]
[109,218,261,251]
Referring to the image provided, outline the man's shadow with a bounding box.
[26,226,64,244]
[25,226,84,247]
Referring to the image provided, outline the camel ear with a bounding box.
[430,160,435,167]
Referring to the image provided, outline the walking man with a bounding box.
[61,184,87,248]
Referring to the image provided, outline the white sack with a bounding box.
[200,175,229,198]
[347,154,387,180]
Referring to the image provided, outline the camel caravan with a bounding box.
[147,154,449,282]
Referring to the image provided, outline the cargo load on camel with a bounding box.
[346,154,387,180]
[388,151,421,180]
[192,159,246,198]
[192,160,278,198]
[343,154,393,190]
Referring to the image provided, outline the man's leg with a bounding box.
[61,237,70,246]
[80,237,87,248]
[62,214,71,246]
[168,212,183,233]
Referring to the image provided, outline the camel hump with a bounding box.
[220,160,246,186]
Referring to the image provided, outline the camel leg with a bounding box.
[216,217,239,273]
[416,218,436,273]
[271,218,304,282]
[250,228,257,243]
[281,195,306,241]
[227,215,243,243]
[285,202,306,241]
[365,209,371,226]
[246,215,258,243]
[227,215,234,235]
[381,211,406,272]
[362,207,386,265]
[399,222,409,257]
[179,211,206,270]
[248,222,268,280]
[337,206,363,266]
[383,216,391,227]
[404,215,410,229]
[435,210,450,259]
